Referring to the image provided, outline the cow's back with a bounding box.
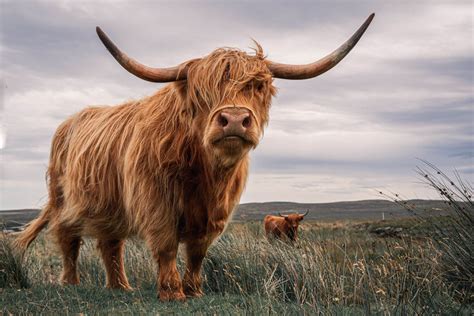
[50,102,141,232]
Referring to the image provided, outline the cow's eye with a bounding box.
[244,82,253,92]
[224,64,231,80]
[244,81,264,93]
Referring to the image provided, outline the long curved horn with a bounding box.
[278,212,288,218]
[96,27,190,82]
[302,210,309,217]
[267,13,374,80]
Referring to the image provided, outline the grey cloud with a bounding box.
[450,151,474,159]
[400,57,473,83]
[372,98,473,128]
[458,166,474,174]
[250,154,417,174]
[1,0,473,208]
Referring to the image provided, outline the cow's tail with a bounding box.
[14,205,52,250]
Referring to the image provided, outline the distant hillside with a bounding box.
[234,199,448,221]
[0,209,40,231]
[0,200,449,231]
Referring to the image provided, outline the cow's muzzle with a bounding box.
[212,107,255,145]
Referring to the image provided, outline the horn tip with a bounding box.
[96,26,107,41]
[96,26,110,41]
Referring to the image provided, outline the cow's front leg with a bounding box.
[147,237,185,301]
[183,238,210,298]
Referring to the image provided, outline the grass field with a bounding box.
[1,218,472,315]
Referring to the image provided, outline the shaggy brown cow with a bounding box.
[264,211,309,241]
[16,14,374,301]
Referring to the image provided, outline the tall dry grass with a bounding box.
[1,161,472,313]
[381,160,473,305]
[1,219,469,314]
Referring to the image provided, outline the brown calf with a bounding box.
[264,211,309,241]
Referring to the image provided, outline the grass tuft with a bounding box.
[0,235,29,289]
[380,160,473,304]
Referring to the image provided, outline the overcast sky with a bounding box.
[1,0,472,210]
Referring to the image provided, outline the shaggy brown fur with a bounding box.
[16,46,276,301]
[264,214,306,241]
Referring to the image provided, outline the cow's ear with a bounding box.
[175,81,198,118]
[174,80,188,99]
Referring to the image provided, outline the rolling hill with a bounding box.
[0,199,448,231]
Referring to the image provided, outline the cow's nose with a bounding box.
[217,109,251,133]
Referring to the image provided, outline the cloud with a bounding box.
[0,126,5,150]
[1,0,472,209]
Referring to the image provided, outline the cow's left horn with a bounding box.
[266,13,374,80]
[302,210,309,217]
[96,27,191,82]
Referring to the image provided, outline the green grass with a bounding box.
[1,219,472,315]
[0,287,316,315]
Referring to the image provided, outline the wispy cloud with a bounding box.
[1,0,472,209]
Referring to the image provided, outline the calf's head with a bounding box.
[96,14,374,167]
[279,210,309,240]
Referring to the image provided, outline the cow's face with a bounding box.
[284,214,305,230]
[186,49,276,167]
[282,214,305,240]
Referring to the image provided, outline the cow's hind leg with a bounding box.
[97,239,132,290]
[52,223,82,285]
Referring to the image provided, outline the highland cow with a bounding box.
[16,14,374,301]
[264,211,309,241]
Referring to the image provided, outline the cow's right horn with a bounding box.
[96,27,192,82]
[267,13,374,80]
[278,212,288,218]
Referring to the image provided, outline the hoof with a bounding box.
[185,290,204,298]
[159,290,186,302]
[60,275,80,285]
[106,283,134,291]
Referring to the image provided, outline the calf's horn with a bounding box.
[96,27,190,82]
[266,13,375,80]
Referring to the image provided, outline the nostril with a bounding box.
[242,116,251,128]
[218,114,228,127]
